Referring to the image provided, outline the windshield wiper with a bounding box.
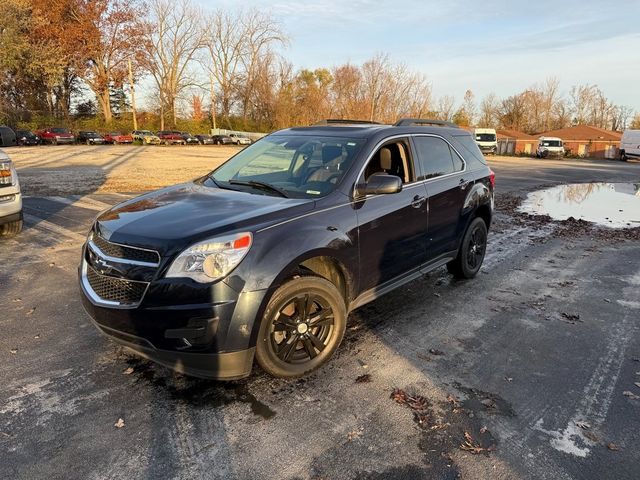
[227,179,290,198]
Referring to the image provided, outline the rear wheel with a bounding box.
[447,217,488,279]
[620,150,627,162]
[256,276,346,378]
[0,219,23,237]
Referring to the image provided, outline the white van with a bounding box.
[474,128,497,155]
[620,129,640,162]
[536,137,564,158]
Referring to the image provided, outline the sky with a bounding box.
[195,0,640,110]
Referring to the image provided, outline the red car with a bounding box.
[36,127,75,145]
[156,131,185,145]
[103,132,133,145]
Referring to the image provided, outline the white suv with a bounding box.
[536,137,564,158]
[0,150,23,236]
[229,133,252,145]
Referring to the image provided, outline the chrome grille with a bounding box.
[85,264,148,306]
[92,234,160,265]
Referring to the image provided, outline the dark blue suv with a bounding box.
[79,119,494,379]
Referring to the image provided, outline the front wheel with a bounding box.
[447,217,488,279]
[620,150,627,162]
[0,219,23,237]
[255,276,346,378]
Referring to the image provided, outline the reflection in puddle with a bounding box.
[519,183,640,228]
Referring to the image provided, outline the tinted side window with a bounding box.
[452,133,487,165]
[413,136,458,180]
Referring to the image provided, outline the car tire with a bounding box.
[620,150,627,162]
[0,219,23,237]
[447,217,488,279]
[255,275,347,378]
[52,138,57,146]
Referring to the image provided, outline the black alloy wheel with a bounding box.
[447,217,488,279]
[256,276,346,378]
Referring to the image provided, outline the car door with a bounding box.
[411,135,468,260]
[355,138,429,292]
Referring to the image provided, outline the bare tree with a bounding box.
[478,93,499,128]
[436,95,455,122]
[144,0,205,129]
[361,53,392,122]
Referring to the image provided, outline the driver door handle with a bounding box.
[411,195,426,208]
[459,178,469,189]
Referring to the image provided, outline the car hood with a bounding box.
[95,182,313,254]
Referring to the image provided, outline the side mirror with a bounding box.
[357,174,403,197]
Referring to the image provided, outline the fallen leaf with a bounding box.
[576,421,591,430]
[346,429,362,441]
[481,398,496,409]
[10,349,17,354]
[607,443,619,451]
[460,431,490,454]
[446,393,460,408]
[429,348,445,356]
[49,263,55,267]
[504,376,513,382]
[634,382,640,389]
[114,418,125,428]
[26,308,36,316]
[480,426,489,434]
[12,298,21,303]
[622,391,640,400]
[583,431,599,442]
[560,312,580,322]
[433,292,441,298]
[603,298,611,303]
[355,374,371,383]
[123,367,134,375]
[34,334,40,339]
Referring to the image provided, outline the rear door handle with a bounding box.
[411,195,426,208]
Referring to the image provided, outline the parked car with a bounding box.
[474,128,497,155]
[132,130,161,145]
[536,137,564,158]
[103,132,133,145]
[79,118,494,380]
[157,131,185,145]
[36,127,75,145]
[180,132,200,145]
[15,130,40,146]
[76,131,106,145]
[0,126,17,147]
[619,129,640,162]
[229,133,252,145]
[211,134,233,145]
[0,151,22,237]
[195,134,215,145]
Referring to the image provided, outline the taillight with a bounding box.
[489,170,495,189]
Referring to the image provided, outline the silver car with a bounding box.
[0,150,23,236]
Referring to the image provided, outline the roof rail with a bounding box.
[394,118,459,128]
[313,119,382,126]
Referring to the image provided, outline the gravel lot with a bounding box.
[1,145,639,480]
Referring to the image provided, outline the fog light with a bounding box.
[0,194,16,202]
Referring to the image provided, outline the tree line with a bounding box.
[1,0,638,134]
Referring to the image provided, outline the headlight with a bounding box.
[166,232,252,283]
[0,161,16,186]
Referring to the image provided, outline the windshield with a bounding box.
[476,133,496,142]
[52,128,70,134]
[207,135,364,199]
[541,140,562,147]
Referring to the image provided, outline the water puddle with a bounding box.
[519,183,640,228]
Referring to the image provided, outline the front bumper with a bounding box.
[53,137,75,144]
[0,189,22,224]
[78,244,268,379]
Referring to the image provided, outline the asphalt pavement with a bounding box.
[1,156,639,480]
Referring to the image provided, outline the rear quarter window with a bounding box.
[451,133,488,165]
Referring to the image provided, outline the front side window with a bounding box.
[208,135,364,199]
[414,136,464,180]
[362,139,414,184]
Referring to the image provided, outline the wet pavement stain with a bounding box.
[518,183,640,228]
[453,382,516,417]
[124,357,276,419]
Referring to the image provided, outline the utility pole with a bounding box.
[210,73,217,132]
[128,58,138,131]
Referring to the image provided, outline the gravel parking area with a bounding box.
[1,146,639,480]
